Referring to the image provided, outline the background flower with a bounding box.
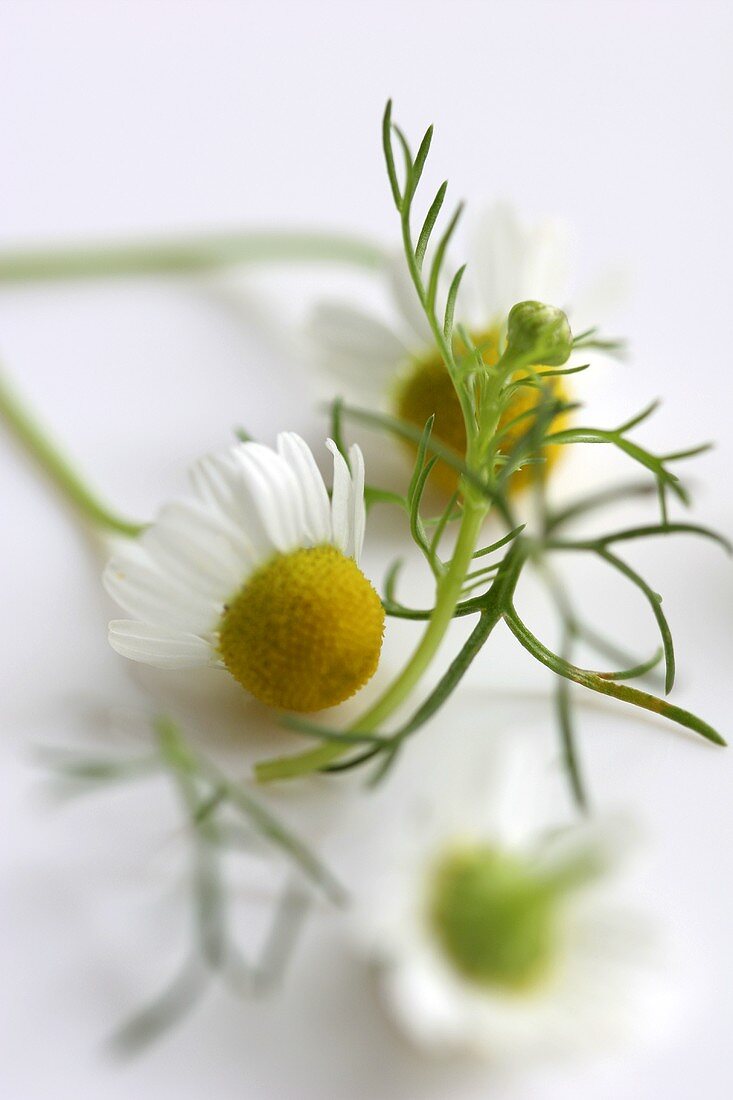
[308,203,587,493]
[3,3,729,1097]
[351,728,672,1062]
[309,202,571,407]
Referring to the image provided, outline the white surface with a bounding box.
[1,1,732,1097]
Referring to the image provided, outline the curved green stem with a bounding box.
[0,371,144,537]
[255,492,488,782]
[0,230,387,284]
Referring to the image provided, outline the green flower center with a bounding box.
[428,844,558,990]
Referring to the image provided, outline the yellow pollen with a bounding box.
[393,326,570,495]
[218,545,385,712]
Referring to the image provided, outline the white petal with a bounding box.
[143,500,254,596]
[348,443,366,564]
[109,620,214,669]
[234,443,305,554]
[326,439,352,556]
[190,451,252,530]
[571,266,630,333]
[104,550,222,635]
[469,201,526,321]
[308,301,409,378]
[276,432,332,545]
[383,955,466,1053]
[522,218,570,308]
[470,202,570,320]
[192,450,279,560]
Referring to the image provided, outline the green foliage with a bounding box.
[39,716,341,1051]
[13,96,729,1056]
[259,102,728,807]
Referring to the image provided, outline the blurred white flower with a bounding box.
[104,433,385,713]
[308,203,589,494]
[356,738,669,1062]
[308,202,570,409]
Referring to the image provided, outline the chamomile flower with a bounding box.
[309,203,574,493]
[104,434,385,713]
[357,737,667,1061]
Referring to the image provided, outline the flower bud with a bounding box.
[506,301,572,366]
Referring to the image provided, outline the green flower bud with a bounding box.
[506,300,572,366]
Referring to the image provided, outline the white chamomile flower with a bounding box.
[309,203,577,494]
[104,434,385,713]
[358,739,667,1062]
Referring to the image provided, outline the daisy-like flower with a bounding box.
[309,203,575,493]
[104,434,385,713]
[357,737,667,1061]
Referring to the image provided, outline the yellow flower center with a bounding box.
[393,326,569,494]
[428,844,557,991]
[218,545,385,712]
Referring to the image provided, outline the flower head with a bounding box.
[355,734,666,1061]
[105,434,384,712]
[309,203,574,493]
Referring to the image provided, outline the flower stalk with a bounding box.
[0,230,387,284]
[13,99,728,1056]
[254,102,727,793]
[255,490,490,781]
[5,100,726,813]
[0,369,144,537]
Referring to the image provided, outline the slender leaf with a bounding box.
[427,202,463,311]
[382,100,401,208]
[595,547,675,694]
[443,263,466,339]
[415,180,448,270]
[410,125,433,195]
[504,606,725,746]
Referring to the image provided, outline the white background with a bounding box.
[1,1,732,1097]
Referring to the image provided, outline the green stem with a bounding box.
[400,216,476,445]
[155,717,345,904]
[556,636,589,815]
[0,370,144,537]
[255,493,488,782]
[0,230,387,283]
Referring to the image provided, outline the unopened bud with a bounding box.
[506,301,572,366]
